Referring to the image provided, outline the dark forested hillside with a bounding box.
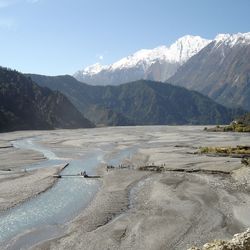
[0,67,94,132]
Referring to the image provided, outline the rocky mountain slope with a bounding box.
[169,32,250,111]
[0,67,94,132]
[29,74,244,126]
[74,35,210,85]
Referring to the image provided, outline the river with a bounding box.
[0,126,249,249]
[0,133,136,249]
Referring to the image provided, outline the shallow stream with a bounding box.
[0,136,135,249]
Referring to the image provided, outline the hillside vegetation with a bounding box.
[205,112,250,132]
[0,67,94,132]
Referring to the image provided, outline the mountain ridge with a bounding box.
[27,74,133,127]
[28,74,244,126]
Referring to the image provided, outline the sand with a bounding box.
[0,166,63,213]
[34,169,250,250]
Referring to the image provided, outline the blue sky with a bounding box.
[0,0,249,75]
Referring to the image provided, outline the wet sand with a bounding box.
[0,131,62,212]
[0,166,63,213]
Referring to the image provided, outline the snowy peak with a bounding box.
[79,35,211,74]
[73,35,216,85]
[110,48,156,70]
[75,32,250,86]
[114,35,211,70]
[169,35,212,63]
[80,33,250,79]
[81,63,108,76]
[215,32,250,47]
[110,35,211,71]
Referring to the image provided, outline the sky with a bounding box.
[0,0,249,75]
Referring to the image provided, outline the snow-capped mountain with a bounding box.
[74,35,211,85]
[214,32,250,47]
[169,32,250,110]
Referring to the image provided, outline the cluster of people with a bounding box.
[80,170,88,177]
[106,165,115,171]
[106,164,134,172]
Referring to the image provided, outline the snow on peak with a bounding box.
[76,35,211,80]
[215,32,250,47]
[168,35,211,63]
[110,35,211,71]
[82,63,108,75]
[110,46,168,70]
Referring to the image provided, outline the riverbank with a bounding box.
[0,140,45,171]
[0,132,62,212]
[0,166,63,212]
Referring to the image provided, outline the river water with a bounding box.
[0,134,136,249]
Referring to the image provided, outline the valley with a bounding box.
[1,1,249,249]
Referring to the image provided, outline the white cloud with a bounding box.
[96,54,104,61]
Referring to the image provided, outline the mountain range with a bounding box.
[0,67,93,132]
[169,33,250,111]
[74,32,250,111]
[28,74,243,126]
[1,32,249,132]
[74,35,210,85]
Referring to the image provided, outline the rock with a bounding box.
[188,229,250,250]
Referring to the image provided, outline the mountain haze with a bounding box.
[29,74,243,126]
[28,74,133,126]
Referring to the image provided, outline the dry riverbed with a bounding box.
[0,127,250,250]
[34,168,250,250]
